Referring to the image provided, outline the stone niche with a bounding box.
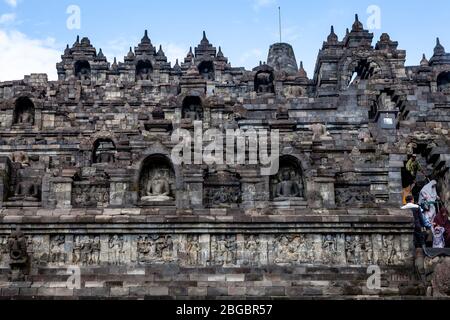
[12,97,35,127]
[198,60,215,81]
[0,152,43,207]
[254,66,275,94]
[74,60,91,81]
[138,154,176,206]
[136,59,153,81]
[270,155,306,208]
[181,96,203,121]
[437,71,450,93]
[92,139,117,164]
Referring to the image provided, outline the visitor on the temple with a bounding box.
[419,180,440,223]
[402,195,429,248]
[403,154,426,204]
[435,206,450,247]
[432,222,446,249]
[405,155,424,185]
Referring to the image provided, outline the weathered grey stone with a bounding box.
[0,16,448,300]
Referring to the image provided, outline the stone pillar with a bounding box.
[108,169,131,207]
[240,170,264,210]
[388,154,405,205]
[307,177,336,209]
[52,178,73,209]
[50,169,78,209]
[184,170,204,209]
[109,180,129,207]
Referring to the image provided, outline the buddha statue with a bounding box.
[137,67,151,81]
[18,110,34,125]
[79,67,91,81]
[255,72,274,93]
[11,179,40,202]
[275,171,303,199]
[141,171,173,202]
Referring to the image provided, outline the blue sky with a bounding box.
[0,0,449,80]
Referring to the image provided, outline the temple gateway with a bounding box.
[0,15,449,299]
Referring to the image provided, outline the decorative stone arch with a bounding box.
[339,55,390,90]
[13,96,35,126]
[197,60,215,81]
[79,132,120,165]
[74,60,91,80]
[135,59,154,81]
[84,131,120,149]
[131,143,184,205]
[437,71,450,93]
[270,153,309,200]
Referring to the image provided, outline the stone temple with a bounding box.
[0,15,449,299]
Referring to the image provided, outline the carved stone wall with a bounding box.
[0,233,413,269]
[0,16,449,299]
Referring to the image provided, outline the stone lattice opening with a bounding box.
[347,59,381,87]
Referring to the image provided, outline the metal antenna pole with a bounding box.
[278,6,282,43]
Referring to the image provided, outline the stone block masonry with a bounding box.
[0,15,449,299]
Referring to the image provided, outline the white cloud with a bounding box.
[0,29,61,81]
[0,13,16,24]
[4,0,18,7]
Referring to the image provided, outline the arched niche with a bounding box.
[255,70,275,93]
[182,96,203,121]
[437,71,450,93]
[74,60,91,81]
[198,61,215,81]
[270,155,305,200]
[138,154,175,203]
[92,139,116,164]
[136,59,153,81]
[13,97,35,126]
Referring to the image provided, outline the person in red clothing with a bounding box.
[435,206,450,248]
